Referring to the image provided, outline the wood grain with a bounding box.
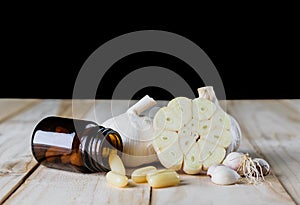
[0,99,95,204]
[150,102,295,204]
[227,100,300,205]
[0,100,61,203]
[5,166,150,205]
[0,99,39,123]
[4,100,151,205]
[1,99,299,205]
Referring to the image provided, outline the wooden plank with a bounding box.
[227,100,300,205]
[5,166,150,205]
[152,174,293,205]
[151,100,295,205]
[0,100,61,203]
[58,99,94,119]
[0,99,94,204]
[4,100,151,205]
[0,99,39,123]
[5,100,297,205]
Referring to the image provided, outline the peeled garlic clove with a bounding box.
[222,152,245,171]
[253,158,270,176]
[211,165,240,185]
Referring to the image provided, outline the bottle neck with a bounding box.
[80,126,123,172]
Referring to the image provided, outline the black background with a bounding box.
[1,8,298,100]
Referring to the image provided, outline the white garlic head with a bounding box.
[152,86,243,174]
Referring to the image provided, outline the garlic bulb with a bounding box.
[101,95,158,167]
[152,86,242,174]
[210,165,240,185]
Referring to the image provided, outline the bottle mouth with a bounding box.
[80,126,123,172]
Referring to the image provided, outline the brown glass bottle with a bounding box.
[31,116,123,173]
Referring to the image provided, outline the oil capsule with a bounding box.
[147,169,180,188]
[131,166,157,183]
[31,116,123,173]
[106,171,128,188]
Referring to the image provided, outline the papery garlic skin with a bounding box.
[222,152,245,171]
[101,95,159,167]
[253,158,270,176]
[211,165,240,185]
[207,164,224,176]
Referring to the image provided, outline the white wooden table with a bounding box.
[0,99,299,205]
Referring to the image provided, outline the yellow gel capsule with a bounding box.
[106,171,128,188]
[147,169,180,188]
[109,153,126,175]
[131,166,157,183]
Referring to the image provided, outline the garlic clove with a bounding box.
[211,110,231,130]
[204,128,232,148]
[198,139,226,170]
[197,119,212,136]
[168,97,193,126]
[192,98,216,121]
[253,158,270,176]
[152,130,178,153]
[183,143,202,174]
[222,152,245,171]
[207,164,224,176]
[178,131,195,155]
[156,141,183,170]
[153,106,182,132]
[211,165,240,185]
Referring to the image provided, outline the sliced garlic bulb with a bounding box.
[152,86,242,173]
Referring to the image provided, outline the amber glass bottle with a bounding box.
[31,116,123,173]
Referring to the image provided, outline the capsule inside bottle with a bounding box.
[31,116,123,173]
